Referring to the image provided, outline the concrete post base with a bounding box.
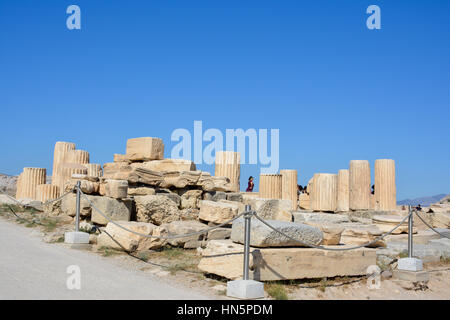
[227,280,265,299]
[397,257,423,271]
[64,231,90,244]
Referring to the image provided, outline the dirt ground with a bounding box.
[1,204,449,300]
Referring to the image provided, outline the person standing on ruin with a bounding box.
[246,176,254,192]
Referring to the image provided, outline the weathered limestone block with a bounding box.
[214,151,241,192]
[127,186,156,196]
[219,199,246,213]
[64,179,99,194]
[259,174,282,199]
[241,192,259,200]
[374,159,396,211]
[198,200,239,224]
[163,220,209,247]
[126,137,164,161]
[336,169,349,212]
[102,179,128,199]
[133,167,164,185]
[51,142,76,195]
[84,163,102,177]
[113,154,130,163]
[198,240,377,281]
[281,170,298,210]
[349,160,371,210]
[156,192,181,207]
[207,227,232,240]
[231,218,323,247]
[302,221,344,245]
[179,189,202,209]
[67,150,90,165]
[243,198,292,222]
[61,193,92,217]
[429,211,450,229]
[97,221,165,251]
[226,193,243,202]
[203,191,227,202]
[134,195,181,225]
[196,171,233,192]
[311,173,338,212]
[89,196,133,225]
[36,184,59,203]
[139,159,196,172]
[71,174,99,182]
[298,193,310,210]
[160,171,201,189]
[16,167,46,200]
[372,215,416,234]
[292,211,351,224]
[340,223,386,248]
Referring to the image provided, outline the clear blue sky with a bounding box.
[1,0,449,200]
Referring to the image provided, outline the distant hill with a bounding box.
[398,194,447,206]
[0,173,18,197]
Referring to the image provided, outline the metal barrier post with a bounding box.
[396,205,424,273]
[64,180,89,244]
[243,205,251,280]
[75,181,81,232]
[226,204,264,299]
[408,205,413,258]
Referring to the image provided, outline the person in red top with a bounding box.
[246,176,254,192]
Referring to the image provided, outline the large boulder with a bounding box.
[97,221,166,251]
[243,198,293,222]
[126,137,164,161]
[231,218,323,247]
[198,240,377,281]
[134,195,181,225]
[198,200,239,224]
[163,220,209,247]
[89,196,133,225]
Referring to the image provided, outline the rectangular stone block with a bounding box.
[198,240,377,281]
[126,137,164,161]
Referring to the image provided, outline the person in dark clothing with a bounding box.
[416,204,422,211]
[246,176,254,192]
[371,184,375,195]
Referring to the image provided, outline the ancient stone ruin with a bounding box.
[12,137,450,282]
